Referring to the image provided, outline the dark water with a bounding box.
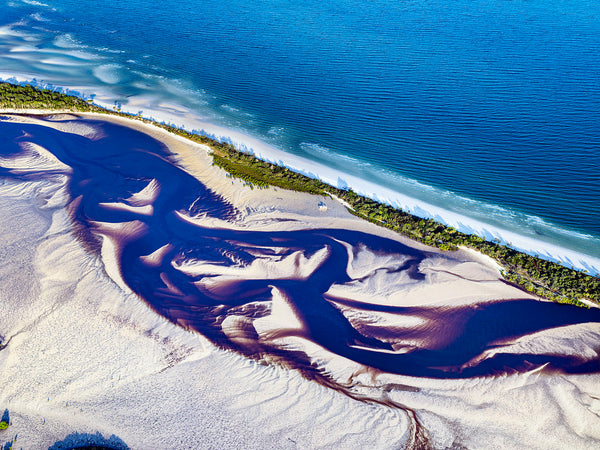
[1,0,600,260]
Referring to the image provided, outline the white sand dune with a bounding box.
[1,112,599,449]
[0,157,411,449]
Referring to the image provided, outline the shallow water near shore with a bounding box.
[1,0,600,265]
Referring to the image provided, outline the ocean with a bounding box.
[1,0,600,271]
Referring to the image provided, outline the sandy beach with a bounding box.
[1,112,599,449]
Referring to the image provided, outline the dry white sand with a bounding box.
[1,112,599,449]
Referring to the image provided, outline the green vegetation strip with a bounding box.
[0,82,103,111]
[1,81,598,306]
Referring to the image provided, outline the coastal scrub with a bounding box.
[1,81,598,306]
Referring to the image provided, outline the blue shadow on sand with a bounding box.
[48,431,129,450]
[1,116,599,385]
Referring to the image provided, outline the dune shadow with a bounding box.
[1,115,599,385]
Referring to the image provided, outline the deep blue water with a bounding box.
[1,0,600,259]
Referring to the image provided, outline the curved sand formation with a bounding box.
[1,113,599,449]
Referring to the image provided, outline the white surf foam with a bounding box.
[0,16,598,276]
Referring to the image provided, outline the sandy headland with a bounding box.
[1,112,600,449]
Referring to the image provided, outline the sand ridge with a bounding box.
[1,112,599,449]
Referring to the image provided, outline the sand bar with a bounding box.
[1,112,599,449]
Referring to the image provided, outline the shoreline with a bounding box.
[0,83,598,305]
[3,105,600,273]
[1,74,600,268]
[5,102,600,276]
[2,108,600,449]
[0,72,600,256]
